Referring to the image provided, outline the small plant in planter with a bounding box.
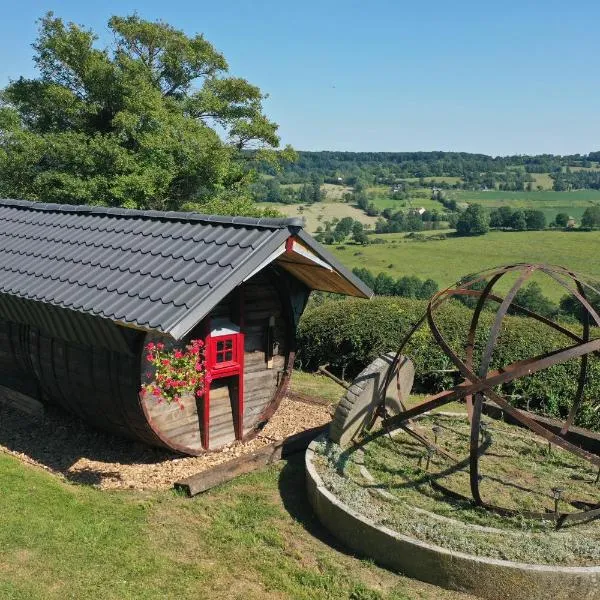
[142,339,206,409]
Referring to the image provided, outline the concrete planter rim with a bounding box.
[306,434,600,576]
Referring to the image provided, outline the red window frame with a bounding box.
[208,333,241,375]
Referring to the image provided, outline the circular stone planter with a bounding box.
[306,435,600,600]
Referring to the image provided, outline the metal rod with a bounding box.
[317,364,350,390]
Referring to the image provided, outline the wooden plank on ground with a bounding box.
[0,384,44,418]
[173,424,328,497]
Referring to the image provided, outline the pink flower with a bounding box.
[156,342,165,350]
[146,342,155,350]
[161,359,170,366]
[173,350,183,359]
[146,354,154,362]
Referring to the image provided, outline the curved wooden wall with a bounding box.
[141,268,294,454]
[0,267,305,455]
[0,299,162,447]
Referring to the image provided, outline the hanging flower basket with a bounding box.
[141,339,206,409]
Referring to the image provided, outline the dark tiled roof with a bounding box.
[0,199,373,339]
[0,199,303,338]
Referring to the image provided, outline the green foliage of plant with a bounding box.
[352,267,438,299]
[141,339,205,407]
[0,12,294,215]
[554,212,569,227]
[581,205,600,229]
[298,297,600,429]
[455,203,489,236]
[511,281,556,318]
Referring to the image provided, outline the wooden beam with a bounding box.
[173,424,328,497]
[0,385,44,418]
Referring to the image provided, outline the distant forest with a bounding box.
[258,150,600,190]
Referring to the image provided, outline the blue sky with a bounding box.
[1,0,599,155]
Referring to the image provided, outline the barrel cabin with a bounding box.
[0,199,371,454]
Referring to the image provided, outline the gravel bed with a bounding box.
[0,398,331,491]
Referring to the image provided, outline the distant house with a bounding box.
[408,207,426,216]
[567,217,577,228]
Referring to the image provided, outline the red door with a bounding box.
[201,324,245,449]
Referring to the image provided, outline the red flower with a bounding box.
[140,338,206,407]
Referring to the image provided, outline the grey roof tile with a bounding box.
[0,199,298,337]
[0,199,372,338]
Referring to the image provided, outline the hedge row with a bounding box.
[297,297,600,430]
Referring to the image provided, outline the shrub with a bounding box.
[297,297,600,430]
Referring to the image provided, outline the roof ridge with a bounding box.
[0,198,304,230]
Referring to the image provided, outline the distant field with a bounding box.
[321,183,353,199]
[279,183,352,200]
[366,185,442,212]
[450,189,600,223]
[400,176,463,185]
[331,230,600,302]
[257,200,379,233]
[531,173,554,189]
[570,166,600,172]
[366,196,442,212]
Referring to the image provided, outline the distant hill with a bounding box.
[258,150,600,191]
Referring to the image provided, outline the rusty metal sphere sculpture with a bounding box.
[373,263,600,526]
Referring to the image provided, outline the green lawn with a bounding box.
[530,173,554,189]
[450,189,600,223]
[0,451,475,600]
[332,230,600,301]
[290,370,344,403]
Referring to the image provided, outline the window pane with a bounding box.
[216,341,224,351]
[225,351,233,361]
[216,353,224,363]
[225,339,233,350]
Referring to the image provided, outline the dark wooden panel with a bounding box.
[0,384,44,417]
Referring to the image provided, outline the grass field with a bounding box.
[450,189,600,223]
[279,183,353,200]
[530,173,554,189]
[257,200,379,233]
[331,230,600,301]
[365,186,442,212]
[398,176,463,185]
[0,373,475,600]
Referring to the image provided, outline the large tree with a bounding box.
[582,206,600,229]
[455,203,489,236]
[0,13,294,214]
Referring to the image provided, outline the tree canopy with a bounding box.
[582,206,600,229]
[455,204,489,236]
[0,13,294,214]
